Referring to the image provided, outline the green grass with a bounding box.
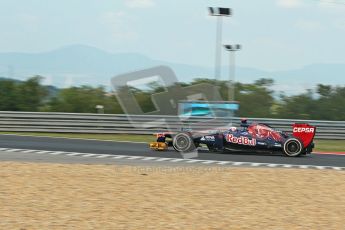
[313,140,345,152]
[0,132,153,143]
[0,132,344,152]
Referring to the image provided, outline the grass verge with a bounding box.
[0,132,153,143]
[0,132,344,152]
[313,139,345,152]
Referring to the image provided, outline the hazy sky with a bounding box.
[0,0,345,71]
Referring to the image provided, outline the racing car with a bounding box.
[149,119,316,157]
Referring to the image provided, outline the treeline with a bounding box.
[0,76,123,114]
[0,76,344,120]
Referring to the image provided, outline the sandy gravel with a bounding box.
[1,162,345,230]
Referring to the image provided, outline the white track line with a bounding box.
[267,164,279,167]
[283,165,293,168]
[232,162,245,166]
[21,149,38,153]
[315,166,326,170]
[112,155,128,159]
[217,161,230,165]
[126,156,143,160]
[81,154,97,157]
[5,149,22,152]
[0,147,344,171]
[67,152,85,156]
[95,154,112,158]
[35,150,53,154]
[251,163,265,167]
[332,167,342,170]
[299,165,309,169]
[170,159,185,162]
[202,160,217,164]
[48,151,65,155]
[141,157,157,161]
[155,158,172,162]
[186,159,203,163]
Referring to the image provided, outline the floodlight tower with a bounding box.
[224,44,241,102]
[208,7,232,100]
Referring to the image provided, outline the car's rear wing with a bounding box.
[292,123,316,147]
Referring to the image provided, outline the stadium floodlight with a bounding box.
[224,44,241,102]
[208,7,232,100]
[208,7,232,16]
[224,44,241,51]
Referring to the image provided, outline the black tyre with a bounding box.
[172,132,196,152]
[283,138,303,157]
[303,143,314,155]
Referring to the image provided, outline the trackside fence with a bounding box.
[0,111,344,139]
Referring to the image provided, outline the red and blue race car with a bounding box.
[149,119,316,157]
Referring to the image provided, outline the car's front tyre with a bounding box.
[172,132,196,153]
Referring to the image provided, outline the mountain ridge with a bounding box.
[0,44,343,93]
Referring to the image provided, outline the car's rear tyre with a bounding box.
[172,132,196,152]
[283,138,303,157]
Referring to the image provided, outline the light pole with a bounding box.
[224,44,241,102]
[208,7,231,100]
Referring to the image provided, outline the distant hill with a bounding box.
[0,44,344,94]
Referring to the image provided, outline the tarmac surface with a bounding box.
[0,134,344,168]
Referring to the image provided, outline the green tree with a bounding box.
[276,90,316,119]
[47,86,123,114]
[0,76,47,111]
[235,79,275,118]
[313,85,345,120]
[276,85,345,121]
[15,76,48,111]
[0,79,19,111]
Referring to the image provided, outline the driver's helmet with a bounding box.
[240,118,249,128]
[229,127,237,132]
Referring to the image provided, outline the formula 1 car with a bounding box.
[149,119,316,157]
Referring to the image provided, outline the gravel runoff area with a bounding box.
[1,162,345,229]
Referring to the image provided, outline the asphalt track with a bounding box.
[0,134,344,167]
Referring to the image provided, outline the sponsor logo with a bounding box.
[226,134,256,146]
[293,127,315,133]
[201,136,215,141]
